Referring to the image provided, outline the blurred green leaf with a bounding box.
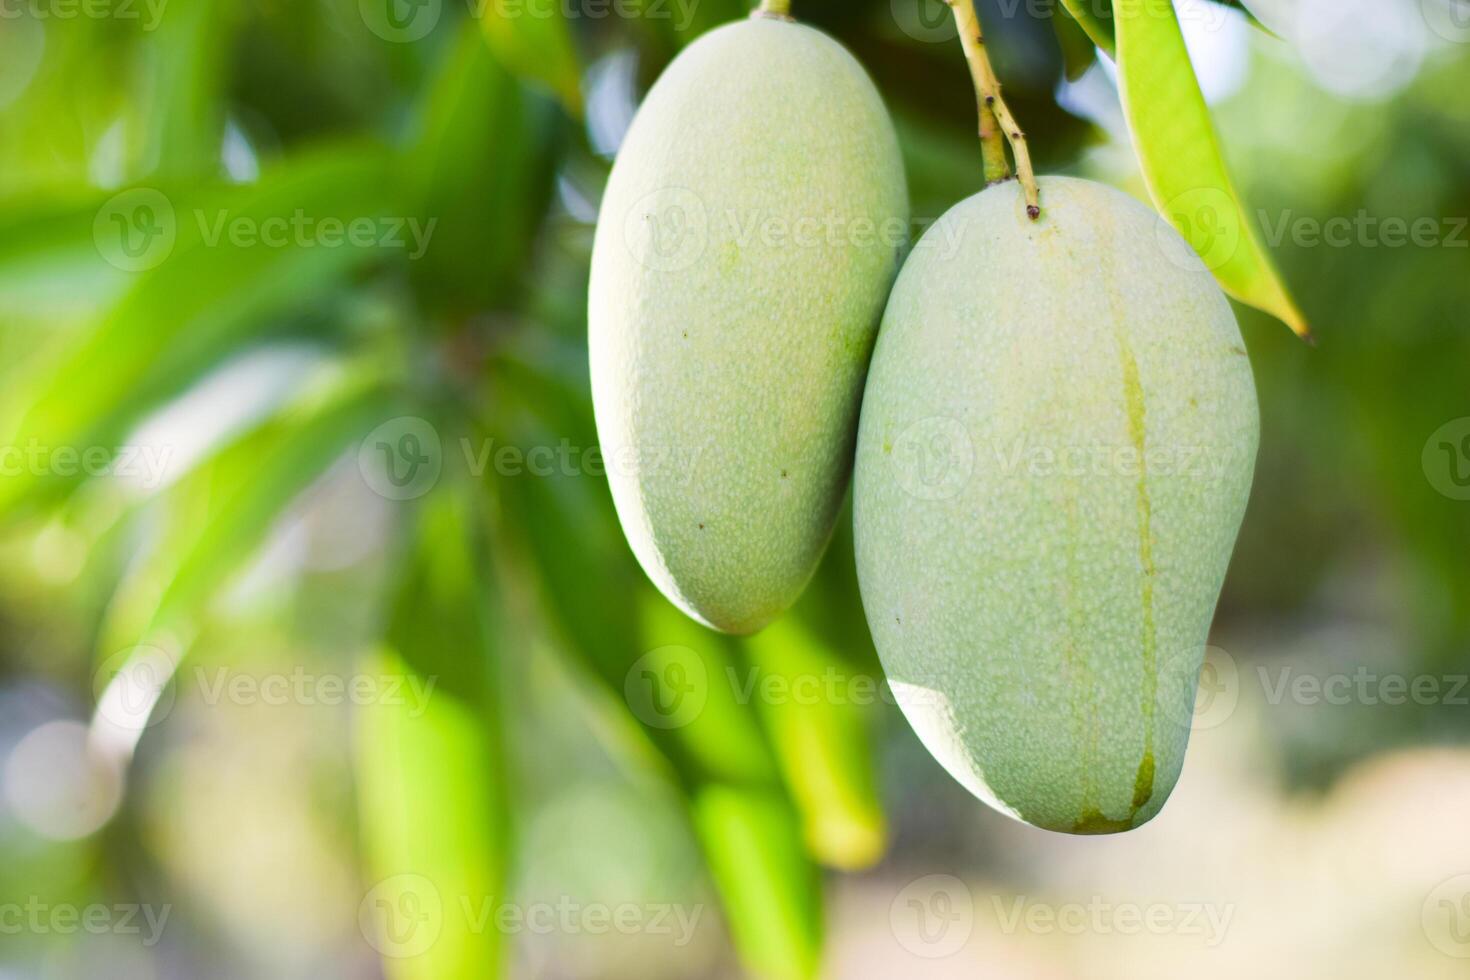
[1115,0,1310,338]
[631,0,747,50]
[0,145,402,515]
[478,0,583,114]
[99,369,395,648]
[1052,4,1099,81]
[127,0,233,179]
[487,358,824,977]
[356,479,510,980]
[744,615,886,871]
[406,21,560,317]
[692,784,823,980]
[639,601,821,980]
[0,192,134,324]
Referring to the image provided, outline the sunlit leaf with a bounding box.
[1115,0,1310,338]
[0,145,402,515]
[477,0,582,114]
[99,370,395,647]
[692,785,822,980]
[126,0,231,179]
[0,192,135,325]
[743,615,886,871]
[1059,0,1269,55]
[487,359,823,976]
[355,479,510,980]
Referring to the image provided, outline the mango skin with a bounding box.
[589,18,908,635]
[853,177,1258,833]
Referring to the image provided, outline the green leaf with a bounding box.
[0,193,134,321]
[478,0,582,114]
[743,615,886,871]
[406,21,559,317]
[1058,0,1268,57]
[1052,3,1100,80]
[98,370,395,647]
[126,0,232,179]
[0,145,402,514]
[631,0,746,48]
[1058,0,1116,55]
[485,361,823,977]
[355,480,510,980]
[636,598,821,979]
[1205,0,1278,36]
[1114,0,1310,338]
[692,785,823,980]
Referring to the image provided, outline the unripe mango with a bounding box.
[853,177,1258,833]
[589,17,908,634]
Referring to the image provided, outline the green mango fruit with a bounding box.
[853,176,1258,833]
[590,16,908,635]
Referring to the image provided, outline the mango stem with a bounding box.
[945,0,1041,220]
[754,0,793,18]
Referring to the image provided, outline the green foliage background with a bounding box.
[0,0,1467,977]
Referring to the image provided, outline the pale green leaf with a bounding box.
[0,145,401,514]
[1115,0,1310,338]
[98,371,396,647]
[743,616,886,871]
[355,482,510,980]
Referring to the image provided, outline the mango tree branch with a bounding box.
[945,0,1041,219]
